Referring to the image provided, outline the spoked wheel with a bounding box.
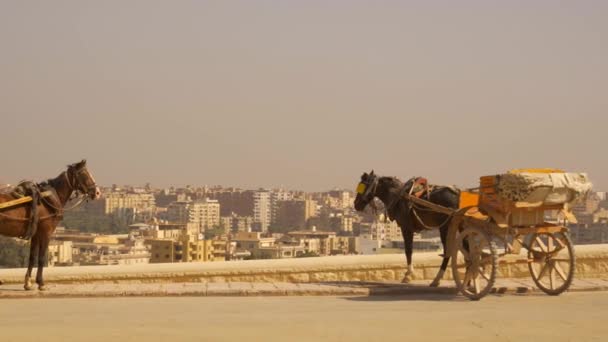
[451,226,498,301]
[527,231,575,296]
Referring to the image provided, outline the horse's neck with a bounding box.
[49,172,74,205]
[376,178,404,208]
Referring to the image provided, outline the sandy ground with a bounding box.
[1,292,606,342]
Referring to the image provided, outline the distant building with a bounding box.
[392,237,442,251]
[594,208,608,224]
[53,229,151,266]
[279,235,323,255]
[360,218,403,242]
[286,228,353,256]
[253,190,271,232]
[340,215,354,233]
[167,198,220,233]
[232,231,276,254]
[256,244,307,259]
[328,190,354,209]
[157,223,189,239]
[189,198,221,231]
[572,192,608,226]
[167,201,190,223]
[274,199,317,230]
[233,215,254,232]
[147,234,227,263]
[104,192,156,223]
[154,192,178,208]
[146,239,176,263]
[271,189,294,223]
[569,223,608,245]
[207,189,254,216]
[48,240,73,266]
[230,231,310,258]
[219,216,233,234]
[357,237,382,255]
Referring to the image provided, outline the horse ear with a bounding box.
[370,170,375,176]
[70,159,86,169]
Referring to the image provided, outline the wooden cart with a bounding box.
[408,169,577,300]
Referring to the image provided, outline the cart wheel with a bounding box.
[451,226,497,301]
[527,231,575,296]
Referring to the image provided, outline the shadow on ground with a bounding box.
[344,293,469,302]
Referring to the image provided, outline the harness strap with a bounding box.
[16,182,41,240]
[0,183,87,239]
[384,177,455,230]
[386,178,414,214]
[410,204,454,230]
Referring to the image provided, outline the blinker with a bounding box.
[356,183,367,194]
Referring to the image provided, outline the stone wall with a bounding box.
[1,244,607,285]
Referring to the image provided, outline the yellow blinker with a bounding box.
[356,183,367,194]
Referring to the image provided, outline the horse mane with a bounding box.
[39,170,69,191]
[379,176,396,184]
[379,176,409,190]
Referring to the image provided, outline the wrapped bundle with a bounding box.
[496,171,592,206]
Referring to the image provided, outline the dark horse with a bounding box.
[354,170,459,286]
[0,160,99,290]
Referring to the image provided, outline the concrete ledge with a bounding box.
[1,244,607,285]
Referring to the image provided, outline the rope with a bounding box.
[40,193,87,212]
[0,211,58,222]
[0,211,29,221]
[410,206,454,230]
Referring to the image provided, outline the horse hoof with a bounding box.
[38,285,48,291]
[429,281,440,288]
[401,276,411,284]
[24,284,34,291]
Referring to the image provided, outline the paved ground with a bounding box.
[1,291,607,342]
[1,278,608,298]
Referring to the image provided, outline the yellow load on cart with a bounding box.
[458,169,592,228]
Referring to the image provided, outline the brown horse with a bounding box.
[0,160,99,290]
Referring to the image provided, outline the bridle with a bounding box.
[356,174,379,210]
[41,165,97,212]
[66,165,97,198]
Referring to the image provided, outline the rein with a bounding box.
[40,192,88,212]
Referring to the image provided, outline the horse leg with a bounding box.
[24,236,39,291]
[36,234,50,291]
[430,226,450,287]
[401,229,414,283]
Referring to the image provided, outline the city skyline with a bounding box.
[1,1,607,191]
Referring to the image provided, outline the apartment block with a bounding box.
[167,198,221,233]
[253,190,271,232]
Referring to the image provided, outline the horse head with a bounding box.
[67,159,100,200]
[354,170,379,211]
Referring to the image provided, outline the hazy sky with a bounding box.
[1,1,606,191]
